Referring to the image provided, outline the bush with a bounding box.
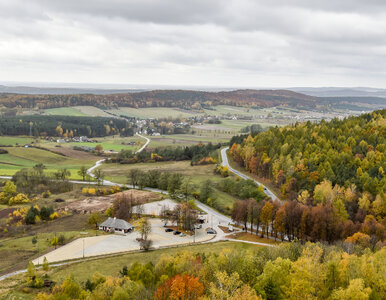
[140,239,152,251]
[58,234,66,245]
[40,206,54,221]
[0,148,8,154]
[8,193,30,205]
[42,190,51,198]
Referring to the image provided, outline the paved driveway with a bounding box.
[33,218,213,264]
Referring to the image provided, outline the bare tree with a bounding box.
[160,205,171,226]
[113,193,134,220]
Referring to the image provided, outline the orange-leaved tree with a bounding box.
[154,274,204,300]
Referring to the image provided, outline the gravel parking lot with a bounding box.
[141,199,177,215]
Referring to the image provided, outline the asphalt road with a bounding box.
[220,147,279,201]
[0,137,281,281]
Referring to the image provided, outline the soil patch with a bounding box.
[46,146,97,160]
[0,207,16,219]
[61,190,162,214]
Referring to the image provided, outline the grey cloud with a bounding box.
[0,0,386,87]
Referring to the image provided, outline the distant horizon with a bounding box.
[1,80,386,91]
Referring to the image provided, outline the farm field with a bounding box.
[0,147,97,178]
[148,134,229,148]
[44,106,112,117]
[100,160,220,184]
[193,119,276,133]
[44,107,88,116]
[73,106,113,117]
[39,135,143,152]
[107,107,201,119]
[0,136,35,146]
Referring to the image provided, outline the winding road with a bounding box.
[0,138,280,282]
[86,133,150,183]
[221,147,279,201]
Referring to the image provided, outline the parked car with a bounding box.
[195,224,202,229]
[207,228,216,234]
[180,233,186,237]
[173,231,181,235]
[165,228,174,232]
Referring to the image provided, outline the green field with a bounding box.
[107,107,201,119]
[74,106,112,117]
[100,160,220,184]
[44,106,112,117]
[39,135,143,152]
[148,134,230,148]
[0,136,35,146]
[100,159,237,214]
[0,147,97,178]
[44,107,88,116]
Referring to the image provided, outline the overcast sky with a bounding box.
[1,0,386,88]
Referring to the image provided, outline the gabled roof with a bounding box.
[100,217,133,230]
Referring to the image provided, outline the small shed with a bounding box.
[99,217,134,234]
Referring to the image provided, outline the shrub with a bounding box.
[49,212,59,220]
[42,190,51,198]
[8,193,30,205]
[58,234,66,245]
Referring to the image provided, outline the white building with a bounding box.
[99,217,134,234]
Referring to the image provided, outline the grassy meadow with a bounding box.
[44,107,88,117]
[107,107,200,119]
[53,135,142,152]
[100,159,238,214]
[0,146,97,178]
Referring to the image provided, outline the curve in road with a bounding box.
[221,147,279,201]
[86,133,150,182]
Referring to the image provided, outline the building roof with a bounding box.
[100,217,133,230]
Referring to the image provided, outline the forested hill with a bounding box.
[230,110,385,217]
[0,89,319,110]
[1,89,384,111]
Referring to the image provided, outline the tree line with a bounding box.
[233,198,385,246]
[111,143,222,165]
[0,115,133,137]
[34,242,385,299]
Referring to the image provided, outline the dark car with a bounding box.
[207,228,216,234]
[165,228,174,232]
[173,231,181,235]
